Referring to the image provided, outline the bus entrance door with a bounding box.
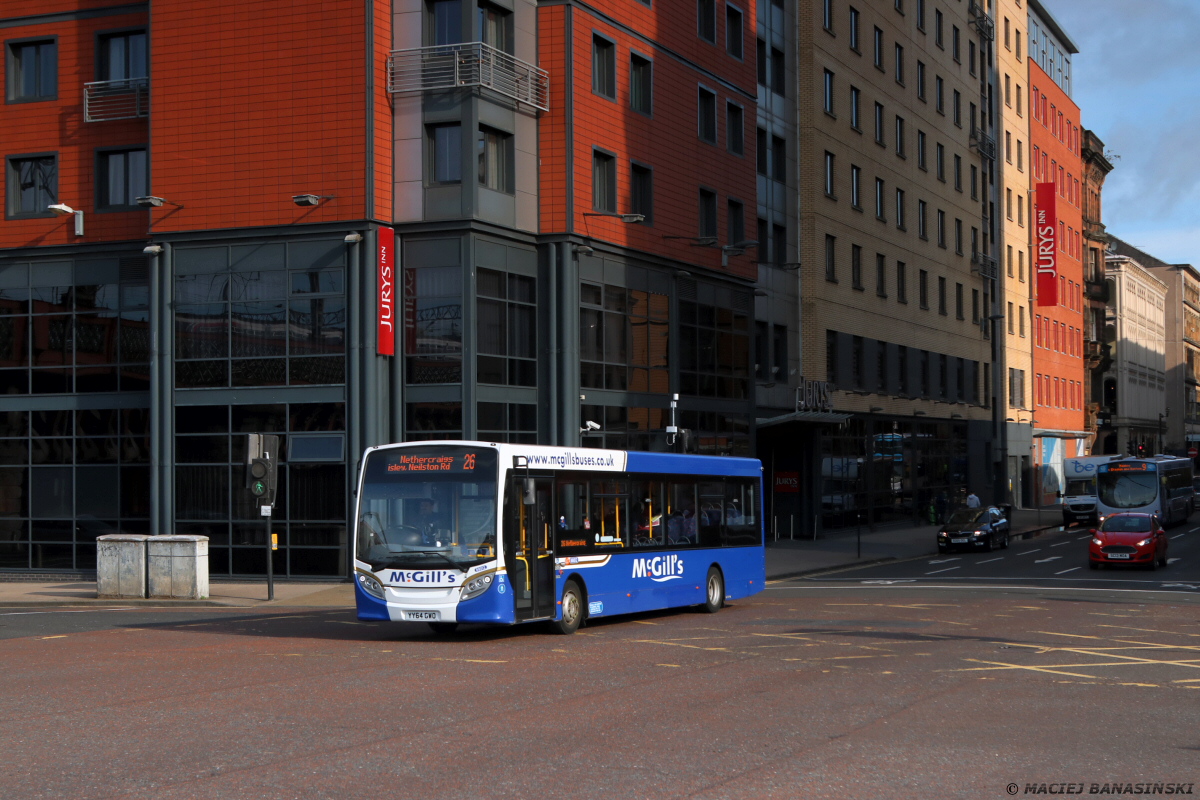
[505,477,556,622]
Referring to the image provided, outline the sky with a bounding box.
[1045,0,1200,265]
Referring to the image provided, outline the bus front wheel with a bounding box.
[550,581,584,635]
[703,567,724,614]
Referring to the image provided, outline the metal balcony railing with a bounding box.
[971,250,998,280]
[84,77,149,122]
[970,127,996,161]
[968,1,995,41]
[388,42,549,113]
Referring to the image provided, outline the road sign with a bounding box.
[1189,447,1197,458]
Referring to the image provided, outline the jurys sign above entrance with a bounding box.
[795,378,833,412]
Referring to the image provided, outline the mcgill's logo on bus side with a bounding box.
[631,555,685,582]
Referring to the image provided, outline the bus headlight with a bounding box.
[461,573,494,601]
[357,573,385,599]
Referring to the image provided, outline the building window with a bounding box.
[969,40,976,75]
[919,269,928,309]
[935,9,943,47]
[873,27,884,69]
[896,261,907,303]
[895,188,905,229]
[823,70,835,114]
[849,7,860,51]
[592,150,616,213]
[918,199,927,239]
[478,2,512,52]
[851,244,863,289]
[970,164,978,200]
[850,86,861,129]
[874,102,885,145]
[825,234,837,282]
[477,127,513,192]
[773,224,787,265]
[727,102,744,155]
[895,44,904,83]
[757,38,766,86]
[916,61,926,100]
[874,177,885,220]
[698,189,717,238]
[935,75,944,113]
[698,87,717,143]
[954,218,963,254]
[631,163,653,224]
[98,30,147,81]
[952,89,961,126]
[429,123,462,184]
[772,135,786,182]
[898,345,909,394]
[96,147,148,210]
[936,209,945,247]
[876,252,887,297]
[478,268,538,388]
[697,0,716,42]
[6,153,57,217]
[953,154,962,191]
[826,330,839,384]
[1007,302,1015,334]
[955,282,964,319]
[1009,368,1025,408]
[630,53,653,114]
[773,324,788,384]
[952,25,960,61]
[936,143,945,181]
[726,5,744,58]
[431,0,462,45]
[938,276,947,315]
[972,288,979,322]
[917,130,927,169]
[895,116,905,156]
[770,46,785,95]
[593,35,616,99]
[756,128,768,175]
[727,199,744,244]
[850,164,861,209]
[824,151,835,196]
[823,0,833,31]
[6,38,57,102]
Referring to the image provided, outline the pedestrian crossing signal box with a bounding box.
[246,433,279,507]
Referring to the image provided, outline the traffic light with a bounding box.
[246,433,280,506]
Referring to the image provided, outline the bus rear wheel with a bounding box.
[550,581,583,635]
[703,567,724,614]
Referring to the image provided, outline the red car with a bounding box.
[1088,513,1168,570]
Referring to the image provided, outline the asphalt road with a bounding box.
[3,577,1199,799]
[803,520,1200,592]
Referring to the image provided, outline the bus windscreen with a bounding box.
[356,446,499,571]
[1097,470,1157,510]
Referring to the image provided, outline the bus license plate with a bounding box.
[1108,553,1130,560]
[951,538,968,544]
[406,610,439,621]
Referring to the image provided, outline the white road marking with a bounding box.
[1168,558,1182,564]
[977,557,1004,564]
[1035,556,1062,564]
[928,558,961,564]
[1189,526,1200,533]
[926,566,961,575]
[1077,535,1093,540]
[1055,567,1081,575]
[1051,541,1071,547]
[1171,534,1185,539]
[1018,549,1042,555]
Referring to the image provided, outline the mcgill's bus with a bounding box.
[1095,456,1194,527]
[353,441,766,634]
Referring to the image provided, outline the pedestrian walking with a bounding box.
[966,491,980,509]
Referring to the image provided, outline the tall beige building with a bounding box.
[995,0,1034,505]
[765,0,998,531]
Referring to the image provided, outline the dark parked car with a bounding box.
[1088,513,1168,570]
[937,506,1010,553]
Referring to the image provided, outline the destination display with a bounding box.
[368,446,497,477]
[1102,462,1155,473]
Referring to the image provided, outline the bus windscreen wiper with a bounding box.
[413,550,468,572]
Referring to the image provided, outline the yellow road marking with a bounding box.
[1097,624,1200,638]
[955,659,1101,678]
[39,635,67,640]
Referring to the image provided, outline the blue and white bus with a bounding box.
[352,441,766,634]
[1095,456,1194,527]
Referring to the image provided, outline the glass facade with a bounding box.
[174,242,346,389]
[820,418,968,529]
[174,403,347,577]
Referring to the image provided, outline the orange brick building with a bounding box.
[0,0,759,576]
[1029,56,1086,504]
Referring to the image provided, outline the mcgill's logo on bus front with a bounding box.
[631,555,685,582]
[388,570,459,585]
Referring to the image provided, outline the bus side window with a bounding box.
[723,478,759,546]
[630,479,665,547]
[697,481,724,547]
[666,479,697,546]
[591,479,629,548]
[555,476,592,552]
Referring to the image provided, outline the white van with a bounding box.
[1061,455,1121,524]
